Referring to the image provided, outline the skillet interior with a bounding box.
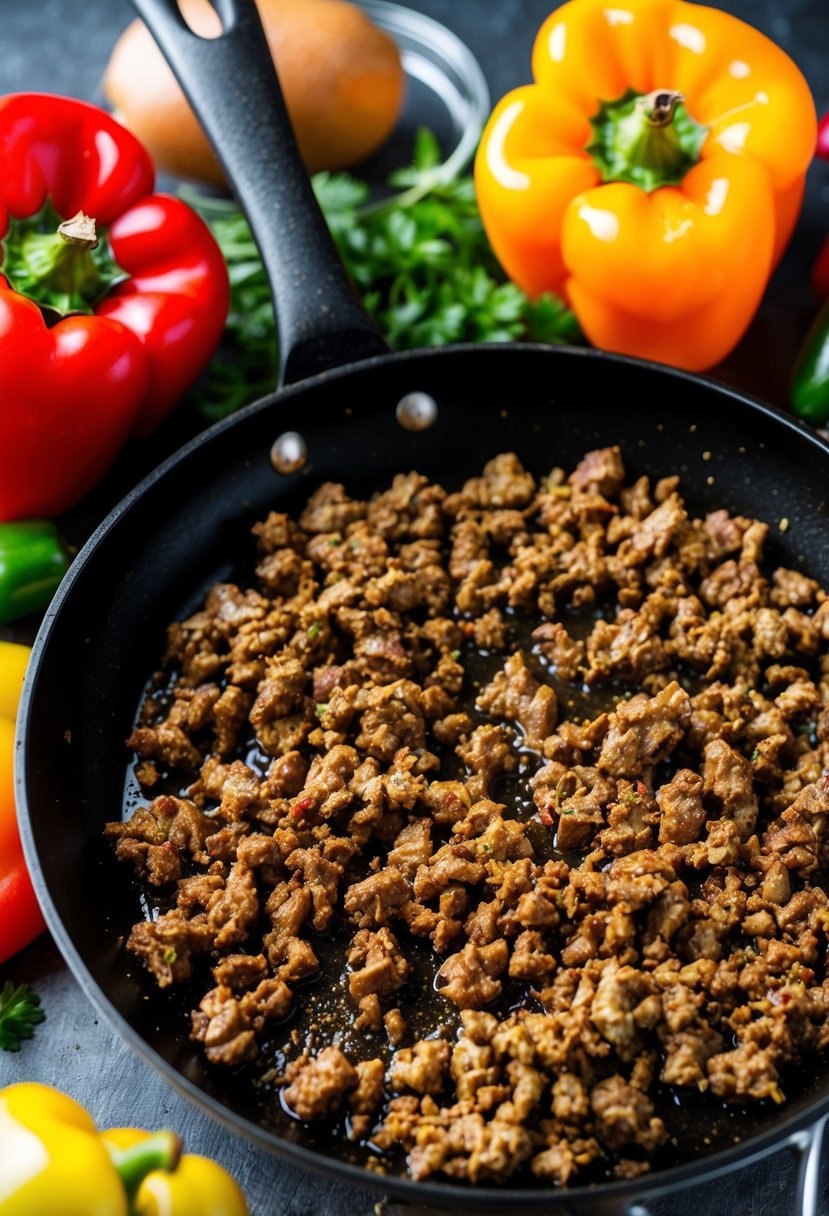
[18,342,829,1209]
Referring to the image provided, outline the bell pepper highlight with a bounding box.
[0,93,229,521]
[0,642,46,962]
[474,0,817,371]
[102,1129,250,1216]
[0,520,72,625]
[0,1083,181,1216]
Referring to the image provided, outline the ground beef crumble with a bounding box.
[107,448,829,1187]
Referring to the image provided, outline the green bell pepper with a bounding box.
[790,300,829,427]
[0,520,72,624]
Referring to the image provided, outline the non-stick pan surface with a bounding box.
[15,0,829,1212]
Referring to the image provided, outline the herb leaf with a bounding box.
[0,982,45,1051]
[184,130,581,420]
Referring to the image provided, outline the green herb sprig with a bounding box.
[0,981,44,1051]
[185,130,580,421]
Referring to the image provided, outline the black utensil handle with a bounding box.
[129,0,389,386]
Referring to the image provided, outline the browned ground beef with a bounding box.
[106,448,829,1185]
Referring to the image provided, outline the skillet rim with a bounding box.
[15,340,829,1210]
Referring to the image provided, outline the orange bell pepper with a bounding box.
[474,0,817,370]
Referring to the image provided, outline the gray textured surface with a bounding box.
[1,1,828,1213]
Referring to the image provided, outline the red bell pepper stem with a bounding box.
[3,207,111,318]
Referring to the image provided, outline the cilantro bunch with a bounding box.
[187,130,580,421]
[0,981,44,1051]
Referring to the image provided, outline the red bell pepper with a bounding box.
[811,236,829,303]
[810,113,829,303]
[817,112,829,163]
[0,94,229,521]
[0,644,46,963]
[0,848,46,964]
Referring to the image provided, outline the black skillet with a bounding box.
[14,0,829,1212]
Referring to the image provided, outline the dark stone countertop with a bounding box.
[1,2,828,1213]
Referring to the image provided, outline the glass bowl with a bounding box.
[355,0,491,195]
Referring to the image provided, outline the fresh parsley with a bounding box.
[0,981,44,1051]
[185,129,581,421]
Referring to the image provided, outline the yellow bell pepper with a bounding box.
[102,1129,249,1216]
[0,640,30,722]
[0,1083,181,1216]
